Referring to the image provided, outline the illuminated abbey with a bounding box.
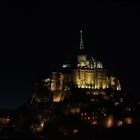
[29,31,133,133]
[38,31,121,102]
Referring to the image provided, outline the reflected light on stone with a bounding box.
[53,96,61,102]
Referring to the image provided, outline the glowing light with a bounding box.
[92,120,98,125]
[115,102,119,106]
[62,64,71,68]
[103,113,107,116]
[102,81,106,89]
[117,85,121,91]
[124,117,133,124]
[40,121,44,128]
[70,107,80,114]
[73,129,79,134]
[116,120,123,126]
[104,115,114,128]
[53,96,61,102]
[44,78,50,83]
[0,117,11,124]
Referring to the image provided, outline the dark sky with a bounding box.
[0,1,140,109]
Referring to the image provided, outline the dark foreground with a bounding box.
[0,124,140,140]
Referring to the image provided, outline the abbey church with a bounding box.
[40,31,121,102]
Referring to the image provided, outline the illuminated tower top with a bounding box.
[80,30,84,50]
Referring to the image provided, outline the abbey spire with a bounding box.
[80,30,84,50]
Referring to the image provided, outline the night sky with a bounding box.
[0,1,140,109]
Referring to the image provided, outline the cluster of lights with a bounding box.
[0,116,11,125]
[81,112,134,128]
[31,120,45,133]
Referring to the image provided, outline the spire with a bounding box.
[80,30,84,50]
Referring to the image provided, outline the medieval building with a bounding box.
[37,31,121,102]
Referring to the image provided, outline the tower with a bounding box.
[80,30,84,50]
[77,30,89,67]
